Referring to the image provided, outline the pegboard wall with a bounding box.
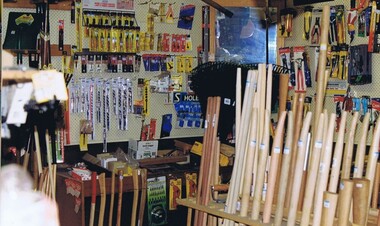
[283,0,380,145]
[2,1,206,146]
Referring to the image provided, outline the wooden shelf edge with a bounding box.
[138,155,188,167]
[176,198,271,226]
[6,44,72,57]
[2,69,38,82]
[177,198,380,226]
[4,0,72,10]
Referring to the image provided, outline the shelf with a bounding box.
[74,51,137,56]
[177,198,271,226]
[177,198,380,226]
[2,67,38,83]
[6,44,72,57]
[4,0,72,10]
[137,155,189,167]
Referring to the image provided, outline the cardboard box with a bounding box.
[129,140,159,159]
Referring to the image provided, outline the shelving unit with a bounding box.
[4,0,72,10]
[177,198,380,226]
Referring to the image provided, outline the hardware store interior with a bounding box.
[3,0,380,225]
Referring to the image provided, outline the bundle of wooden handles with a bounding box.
[189,5,380,226]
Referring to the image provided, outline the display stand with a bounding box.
[56,168,147,226]
[177,198,380,226]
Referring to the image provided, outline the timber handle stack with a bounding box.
[178,5,380,226]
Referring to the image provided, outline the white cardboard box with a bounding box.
[129,140,158,159]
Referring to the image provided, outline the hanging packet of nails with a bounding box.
[3,12,43,50]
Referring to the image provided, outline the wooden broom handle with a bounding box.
[328,111,348,193]
[312,113,337,226]
[300,113,325,226]
[342,111,360,179]
[108,171,116,226]
[89,172,97,226]
[138,169,147,226]
[239,108,258,217]
[98,173,106,226]
[116,170,123,226]
[354,112,371,178]
[262,111,287,223]
[131,169,140,226]
[313,5,330,133]
[287,111,313,226]
[365,112,380,207]
[224,68,242,219]
[337,179,354,226]
[278,73,289,116]
[372,163,380,209]
[274,111,294,226]
[34,127,43,175]
[286,92,305,207]
[352,178,370,226]
[321,191,338,226]
[251,109,271,220]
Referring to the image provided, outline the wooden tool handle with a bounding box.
[262,111,287,223]
[286,92,305,209]
[212,184,229,192]
[314,5,330,131]
[108,171,116,226]
[328,111,348,193]
[45,130,55,200]
[300,113,325,226]
[352,178,370,226]
[372,163,380,208]
[34,127,43,175]
[23,151,30,170]
[138,169,147,226]
[266,64,273,112]
[274,111,294,226]
[240,108,258,217]
[89,172,97,226]
[321,191,338,226]
[337,179,354,226]
[251,109,271,220]
[287,111,312,226]
[354,112,370,178]
[116,170,123,226]
[312,113,337,226]
[278,73,289,117]
[131,169,139,226]
[365,112,380,206]
[342,111,359,179]
[98,173,106,226]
